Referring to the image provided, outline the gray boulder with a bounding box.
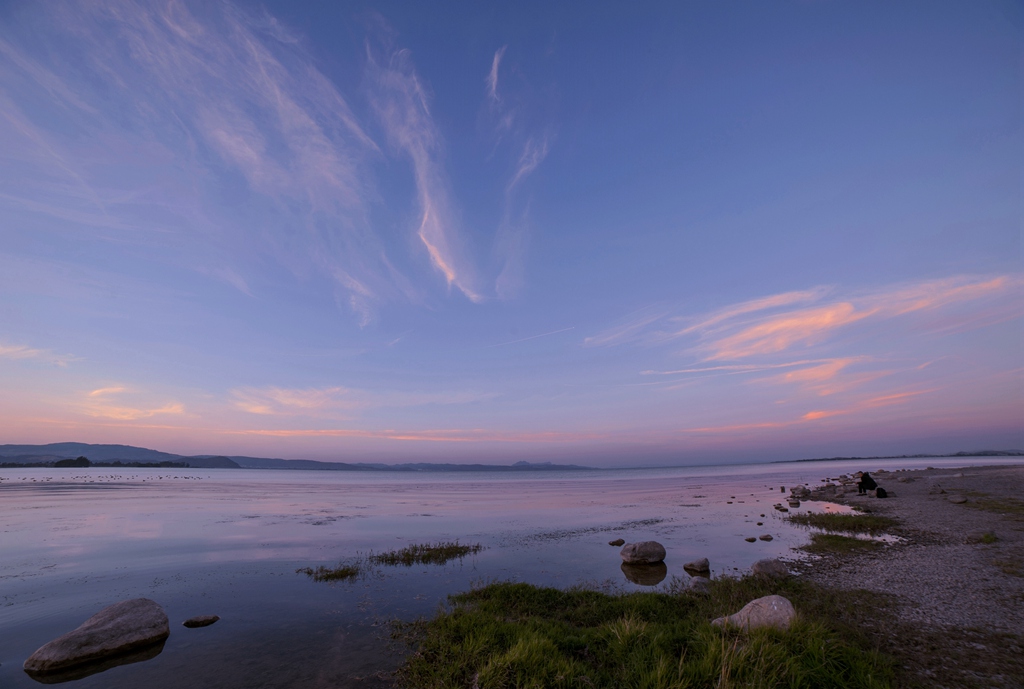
[24,599,169,676]
[608,538,625,546]
[686,576,711,595]
[751,558,789,579]
[948,495,968,504]
[711,595,796,631]
[683,557,710,576]
[620,541,666,564]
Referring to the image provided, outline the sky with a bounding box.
[0,0,1020,466]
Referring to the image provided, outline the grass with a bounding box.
[296,563,361,582]
[393,578,895,688]
[298,541,484,582]
[800,533,886,555]
[786,512,899,535]
[368,541,483,567]
[965,496,1024,521]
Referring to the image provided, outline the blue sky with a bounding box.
[0,0,1020,465]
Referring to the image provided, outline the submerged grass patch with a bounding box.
[800,533,886,555]
[394,578,895,689]
[296,563,361,582]
[369,541,483,567]
[298,541,484,583]
[787,512,899,535]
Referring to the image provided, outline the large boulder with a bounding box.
[683,557,710,576]
[620,541,666,564]
[751,558,789,579]
[24,599,169,676]
[711,595,796,631]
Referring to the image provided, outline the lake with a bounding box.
[0,456,1014,687]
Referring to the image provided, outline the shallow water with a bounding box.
[0,456,1013,687]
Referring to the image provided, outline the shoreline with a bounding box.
[796,463,1024,687]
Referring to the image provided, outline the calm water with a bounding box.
[0,457,1015,687]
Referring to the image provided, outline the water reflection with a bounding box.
[620,562,667,586]
[24,641,166,684]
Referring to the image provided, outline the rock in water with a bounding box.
[620,541,666,564]
[751,558,789,579]
[683,557,710,576]
[948,495,968,504]
[744,537,756,542]
[608,538,625,546]
[711,595,796,631]
[24,599,169,676]
[182,615,219,628]
[686,576,711,595]
[758,534,773,541]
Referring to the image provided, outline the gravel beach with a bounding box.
[797,464,1024,688]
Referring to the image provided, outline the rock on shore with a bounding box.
[751,558,789,579]
[711,595,796,631]
[24,598,169,676]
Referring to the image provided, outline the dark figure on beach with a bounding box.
[857,472,877,495]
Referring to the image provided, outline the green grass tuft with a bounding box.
[394,579,894,688]
[787,512,899,535]
[368,541,483,567]
[296,563,361,581]
[800,533,886,555]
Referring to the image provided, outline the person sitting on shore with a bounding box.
[857,472,877,495]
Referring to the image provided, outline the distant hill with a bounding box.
[779,450,1023,464]
[0,443,182,464]
[0,443,590,471]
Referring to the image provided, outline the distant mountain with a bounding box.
[0,443,590,471]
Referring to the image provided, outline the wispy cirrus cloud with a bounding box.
[0,1,502,320]
[584,306,671,347]
[367,37,484,303]
[226,426,599,443]
[483,44,554,300]
[588,275,1021,359]
[80,386,184,420]
[231,385,494,417]
[486,45,506,106]
[0,341,78,367]
[591,275,1020,433]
